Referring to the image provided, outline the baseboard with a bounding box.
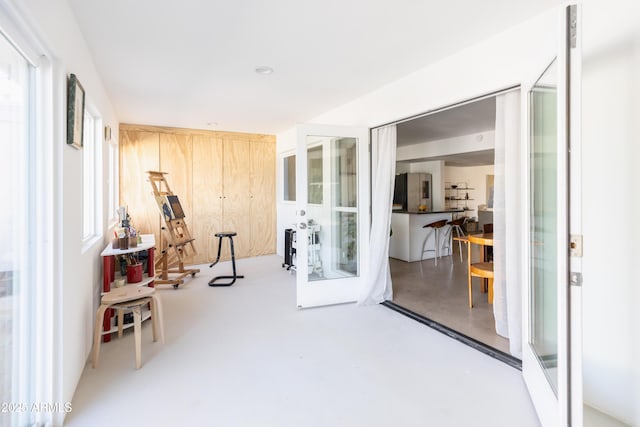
[382,301,522,370]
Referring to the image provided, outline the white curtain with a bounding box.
[493,91,522,357]
[358,125,396,305]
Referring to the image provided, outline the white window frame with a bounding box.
[306,142,324,206]
[106,130,118,228]
[81,103,102,249]
[0,30,32,427]
[0,2,56,425]
[280,149,296,203]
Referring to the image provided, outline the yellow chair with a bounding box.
[467,233,494,308]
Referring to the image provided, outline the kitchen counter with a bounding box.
[392,209,464,215]
[389,211,456,262]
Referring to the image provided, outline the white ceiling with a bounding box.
[396,96,497,166]
[398,149,496,167]
[67,0,563,135]
[396,97,497,146]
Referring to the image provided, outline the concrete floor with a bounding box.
[65,255,540,427]
[389,243,511,355]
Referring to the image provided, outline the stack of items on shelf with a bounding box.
[113,206,142,250]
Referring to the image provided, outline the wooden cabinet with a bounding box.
[192,134,224,261]
[223,138,251,259]
[120,125,276,264]
[249,139,276,257]
[160,133,193,222]
[120,131,160,241]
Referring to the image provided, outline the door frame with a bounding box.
[520,4,582,426]
[381,86,518,350]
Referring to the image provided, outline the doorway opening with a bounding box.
[383,89,520,364]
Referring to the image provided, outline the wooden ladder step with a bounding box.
[173,238,195,246]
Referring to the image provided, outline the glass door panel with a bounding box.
[296,125,369,308]
[0,33,31,427]
[305,136,359,282]
[522,7,578,421]
[529,59,559,394]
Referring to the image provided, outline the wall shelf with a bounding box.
[445,187,475,212]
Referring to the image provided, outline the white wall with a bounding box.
[276,2,639,424]
[396,131,495,162]
[580,0,639,424]
[12,0,119,424]
[395,162,410,174]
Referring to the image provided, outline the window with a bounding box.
[0,31,32,427]
[282,153,296,201]
[282,146,325,204]
[107,130,118,225]
[307,145,323,204]
[82,108,102,243]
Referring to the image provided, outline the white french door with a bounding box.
[522,4,582,426]
[295,124,370,308]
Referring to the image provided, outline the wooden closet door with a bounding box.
[192,134,224,263]
[223,137,251,259]
[250,140,276,256]
[159,133,194,259]
[120,130,160,243]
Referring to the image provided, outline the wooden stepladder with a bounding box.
[147,171,200,288]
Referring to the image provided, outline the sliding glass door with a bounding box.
[0,32,33,427]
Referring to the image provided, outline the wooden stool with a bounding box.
[421,219,449,265]
[208,231,245,286]
[92,286,164,369]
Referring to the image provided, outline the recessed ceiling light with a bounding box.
[255,66,274,75]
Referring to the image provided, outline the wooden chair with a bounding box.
[467,233,494,308]
[483,223,494,262]
[92,286,164,369]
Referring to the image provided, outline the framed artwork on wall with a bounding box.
[486,174,495,208]
[67,73,85,149]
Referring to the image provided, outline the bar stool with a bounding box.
[444,217,467,262]
[209,231,245,286]
[421,219,449,265]
[92,286,164,369]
